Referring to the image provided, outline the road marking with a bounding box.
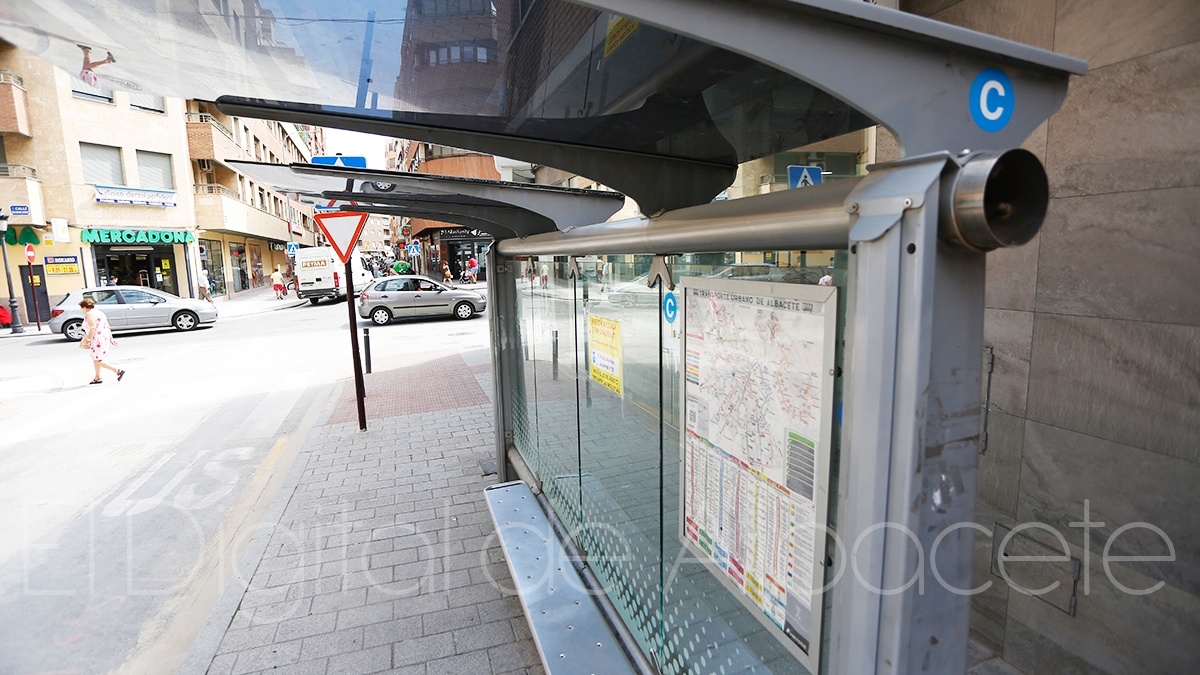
[226,373,313,440]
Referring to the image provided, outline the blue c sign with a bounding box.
[970,68,1014,133]
[663,292,678,324]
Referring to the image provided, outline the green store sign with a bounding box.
[81,228,196,245]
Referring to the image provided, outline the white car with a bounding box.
[49,286,218,340]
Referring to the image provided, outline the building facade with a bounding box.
[0,45,320,323]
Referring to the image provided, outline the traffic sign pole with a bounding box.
[25,247,42,331]
[345,256,367,431]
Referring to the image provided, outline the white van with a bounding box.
[294,247,373,305]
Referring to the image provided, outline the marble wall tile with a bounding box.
[978,411,1024,518]
[1046,42,1200,199]
[1005,541,1200,674]
[1035,187,1200,327]
[902,0,960,17]
[969,500,1016,654]
[1055,0,1200,70]
[1016,421,1200,597]
[1027,314,1200,462]
[985,235,1039,313]
[983,310,1033,417]
[927,0,1055,48]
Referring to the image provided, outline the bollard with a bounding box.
[552,329,559,380]
[363,327,372,374]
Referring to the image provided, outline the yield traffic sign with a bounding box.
[24,244,35,263]
[314,210,368,264]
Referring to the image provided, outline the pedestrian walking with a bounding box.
[818,271,833,286]
[198,267,213,302]
[540,263,549,289]
[466,256,478,284]
[271,265,285,299]
[441,261,453,283]
[80,297,124,385]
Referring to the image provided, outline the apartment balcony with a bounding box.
[186,113,251,164]
[194,184,315,245]
[0,164,44,224]
[0,70,31,136]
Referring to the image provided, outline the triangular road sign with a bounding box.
[314,210,369,263]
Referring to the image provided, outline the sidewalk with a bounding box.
[183,347,542,675]
[215,285,307,319]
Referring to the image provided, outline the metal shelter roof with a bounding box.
[227,160,626,239]
[0,0,1084,216]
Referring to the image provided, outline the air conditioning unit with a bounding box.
[198,159,212,171]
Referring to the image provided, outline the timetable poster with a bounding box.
[680,279,836,666]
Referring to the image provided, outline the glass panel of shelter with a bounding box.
[512,248,850,673]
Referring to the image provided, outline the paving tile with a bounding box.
[426,650,491,675]
[488,642,542,673]
[218,624,278,654]
[363,616,424,649]
[311,588,367,613]
[231,641,302,674]
[275,612,339,643]
[421,605,481,635]
[392,632,456,667]
[298,628,366,661]
[453,619,515,653]
[336,602,395,630]
[327,645,392,675]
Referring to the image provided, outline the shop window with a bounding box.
[80,143,124,185]
[136,150,174,190]
[200,238,227,296]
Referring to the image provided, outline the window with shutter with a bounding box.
[80,143,124,185]
[136,151,174,190]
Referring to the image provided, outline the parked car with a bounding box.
[357,275,486,325]
[49,286,218,340]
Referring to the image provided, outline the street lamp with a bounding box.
[0,211,25,333]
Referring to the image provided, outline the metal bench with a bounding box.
[483,480,638,675]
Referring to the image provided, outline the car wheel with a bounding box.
[63,319,86,341]
[620,295,637,308]
[172,310,199,331]
[454,302,475,320]
[309,298,320,306]
[370,307,392,325]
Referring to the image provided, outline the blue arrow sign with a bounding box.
[787,165,824,189]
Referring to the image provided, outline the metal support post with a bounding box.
[487,246,522,482]
[552,330,559,381]
[831,158,985,674]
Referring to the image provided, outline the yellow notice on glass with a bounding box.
[604,14,639,57]
[588,315,623,397]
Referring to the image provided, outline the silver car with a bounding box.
[357,276,486,325]
[49,286,218,340]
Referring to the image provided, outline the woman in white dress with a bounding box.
[80,297,125,385]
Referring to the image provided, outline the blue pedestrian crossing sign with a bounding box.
[788,165,824,189]
[286,242,300,257]
[406,243,420,257]
[312,155,368,168]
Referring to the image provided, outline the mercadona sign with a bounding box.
[81,228,196,244]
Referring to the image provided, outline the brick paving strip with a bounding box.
[184,347,544,675]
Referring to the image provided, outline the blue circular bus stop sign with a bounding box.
[663,292,678,323]
[970,68,1014,133]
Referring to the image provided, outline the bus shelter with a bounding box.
[1,0,1086,672]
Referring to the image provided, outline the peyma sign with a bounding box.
[81,228,195,244]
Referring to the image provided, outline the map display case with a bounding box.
[678,277,838,672]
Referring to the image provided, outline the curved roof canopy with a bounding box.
[1,0,1083,214]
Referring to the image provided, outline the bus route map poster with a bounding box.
[678,277,837,671]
